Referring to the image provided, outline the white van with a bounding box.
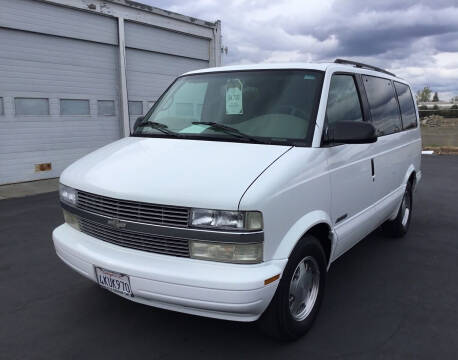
[53,59,422,340]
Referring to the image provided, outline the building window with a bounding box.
[15,98,49,115]
[60,99,90,115]
[0,97,3,115]
[98,100,116,116]
[128,101,143,115]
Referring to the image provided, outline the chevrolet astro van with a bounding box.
[53,59,422,339]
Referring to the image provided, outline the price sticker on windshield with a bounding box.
[226,79,243,115]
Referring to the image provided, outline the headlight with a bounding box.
[63,209,80,231]
[189,241,263,264]
[60,184,77,205]
[190,209,263,231]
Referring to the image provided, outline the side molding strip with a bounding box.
[336,213,348,224]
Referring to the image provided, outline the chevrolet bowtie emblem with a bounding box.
[107,218,126,229]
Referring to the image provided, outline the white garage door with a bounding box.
[0,0,120,185]
[124,21,210,128]
[0,0,218,185]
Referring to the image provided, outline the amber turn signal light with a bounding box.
[264,274,280,285]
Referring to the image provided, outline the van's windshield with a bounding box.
[133,70,324,146]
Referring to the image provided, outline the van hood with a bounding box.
[60,137,291,209]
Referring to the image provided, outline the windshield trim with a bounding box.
[132,69,325,147]
[131,132,304,146]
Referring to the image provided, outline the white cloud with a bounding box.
[141,0,458,99]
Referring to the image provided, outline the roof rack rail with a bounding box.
[334,58,396,77]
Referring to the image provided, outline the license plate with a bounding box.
[95,267,132,296]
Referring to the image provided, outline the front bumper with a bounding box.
[52,224,286,322]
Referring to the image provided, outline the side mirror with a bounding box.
[133,116,144,132]
[326,121,377,145]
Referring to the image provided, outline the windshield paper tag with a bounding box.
[226,79,243,115]
[179,124,209,133]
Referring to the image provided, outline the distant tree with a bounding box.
[451,104,458,110]
[416,87,432,102]
[432,104,439,110]
[451,96,458,103]
[418,105,428,110]
[432,92,439,102]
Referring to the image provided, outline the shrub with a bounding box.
[419,108,458,118]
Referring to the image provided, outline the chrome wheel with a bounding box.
[401,188,411,227]
[288,256,320,321]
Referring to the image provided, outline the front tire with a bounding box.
[383,180,413,238]
[258,235,327,340]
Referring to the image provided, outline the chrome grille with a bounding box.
[76,191,190,228]
[79,218,190,257]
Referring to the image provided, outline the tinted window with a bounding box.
[0,98,3,115]
[128,101,143,115]
[362,75,402,136]
[394,82,417,130]
[15,98,49,115]
[98,100,115,116]
[326,75,363,124]
[61,99,90,115]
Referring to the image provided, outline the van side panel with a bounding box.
[240,67,422,265]
[372,128,422,225]
[238,147,332,262]
[326,143,380,259]
[359,75,422,228]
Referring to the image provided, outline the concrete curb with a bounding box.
[0,178,59,200]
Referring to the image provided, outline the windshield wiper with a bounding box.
[192,122,270,144]
[136,121,181,137]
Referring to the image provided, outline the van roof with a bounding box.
[184,61,406,83]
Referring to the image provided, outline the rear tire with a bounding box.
[258,235,327,341]
[383,180,413,238]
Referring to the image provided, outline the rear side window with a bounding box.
[362,75,402,136]
[394,82,417,130]
[326,75,363,124]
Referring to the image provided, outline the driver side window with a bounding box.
[326,75,363,124]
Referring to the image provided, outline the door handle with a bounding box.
[371,158,375,181]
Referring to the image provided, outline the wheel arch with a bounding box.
[403,165,417,190]
[273,210,335,269]
[306,223,333,267]
[387,165,417,222]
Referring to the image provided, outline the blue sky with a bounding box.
[143,0,458,101]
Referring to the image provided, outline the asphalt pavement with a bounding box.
[1,155,457,359]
